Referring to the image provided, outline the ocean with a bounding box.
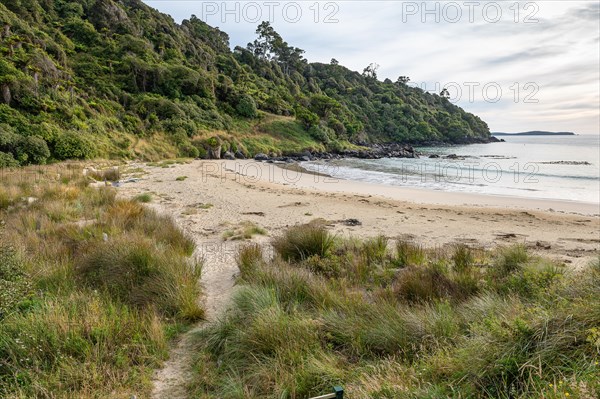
[302,135,600,205]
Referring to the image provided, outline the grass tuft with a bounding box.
[272,222,335,262]
[134,193,153,203]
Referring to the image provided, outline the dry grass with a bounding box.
[0,162,203,398]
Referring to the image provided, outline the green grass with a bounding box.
[0,163,203,398]
[191,224,599,399]
[176,176,188,181]
[134,193,153,203]
[222,221,267,241]
[272,221,335,261]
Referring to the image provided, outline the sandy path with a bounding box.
[148,237,238,399]
[116,159,599,398]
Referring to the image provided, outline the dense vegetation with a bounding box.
[0,163,203,397]
[192,223,599,398]
[0,0,490,166]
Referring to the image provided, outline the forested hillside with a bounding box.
[0,0,490,166]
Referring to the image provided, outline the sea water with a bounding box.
[302,135,600,204]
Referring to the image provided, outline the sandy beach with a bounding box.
[118,159,599,268]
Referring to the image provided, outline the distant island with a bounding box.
[492,131,576,136]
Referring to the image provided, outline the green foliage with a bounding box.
[236,93,257,118]
[0,0,490,165]
[0,246,31,317]
[54,131,96,160]
[295,106,320,129]
[134,193,153,203]
[0,151,18,167]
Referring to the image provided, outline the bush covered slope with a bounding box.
[0,0,490,165]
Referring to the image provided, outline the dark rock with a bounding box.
[343,218,362,226]
[429,154,440,158]
[254,153,269,161]
[223,151,235,160]
[446,154,459,159]
[235,151,246,159]
[300,156,311,162]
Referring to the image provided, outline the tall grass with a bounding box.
[191,226,600,399]
[272,222,335,262]
[0,163,203,398]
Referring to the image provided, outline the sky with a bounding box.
[143,1,600,134]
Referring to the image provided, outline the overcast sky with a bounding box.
[143,1,600,134]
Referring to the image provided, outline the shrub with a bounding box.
[236,93,257,118]
[16,135,50,165]
[0,151,18,168]
[179,142,200,158]
[273,223,335,262]
[54,131,96,160]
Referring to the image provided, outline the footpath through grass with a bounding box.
[192,222,599,399]
[0,163,203,398]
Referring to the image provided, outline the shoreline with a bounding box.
[218,160,599,216]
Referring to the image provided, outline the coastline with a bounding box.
[226,160,599,215]
[117,159,600,270]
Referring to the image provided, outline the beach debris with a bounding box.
[242,212,266,217]
[536,241,552,249]
[343,218,362,226]
[496,233,518,239]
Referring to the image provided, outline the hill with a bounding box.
[0,0,490,166]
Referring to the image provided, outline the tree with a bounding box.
[362,63,379,79]
[295,106,319,129]
[396,76,410,85]
[330,58,339,66]
[247,22,305,74]
[310,94,341,118]
[440,88,450,98]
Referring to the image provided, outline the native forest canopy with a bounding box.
[0,0,490,166]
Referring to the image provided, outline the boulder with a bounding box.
[235,151,246,159]
[254,153,269,161]
[207,145,222,159]
[223,151,235,160]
